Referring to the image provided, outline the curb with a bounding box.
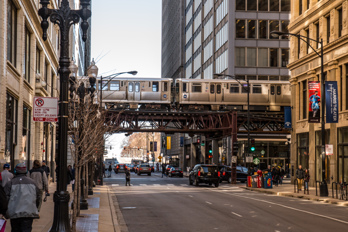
[240,186,348,206]
[107,186,129,232]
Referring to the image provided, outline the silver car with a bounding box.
[137,163,151,176]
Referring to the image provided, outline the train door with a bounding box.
[134,82,140,101]
[161,81,169,101]
[269,84,282,103]
[209,83,222,102]
[128,82,134,101]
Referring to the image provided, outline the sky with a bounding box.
[91,0,162,160]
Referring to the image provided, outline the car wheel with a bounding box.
[148,173,151,176]
[219,179,222,183]
[189,176,193,185]
[215,182,219,188]
[137,172,140,176]
[209,183,212,186]
[194,177,199,186]
[228,177,231,183]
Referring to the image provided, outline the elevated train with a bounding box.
[99,77,290,112]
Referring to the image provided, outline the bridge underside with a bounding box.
[107,110,289,136]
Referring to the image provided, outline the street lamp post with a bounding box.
[214,74,250,168]
[38,0,91,231]
[270,31,328,196]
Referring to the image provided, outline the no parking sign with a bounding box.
[33,97,58,122]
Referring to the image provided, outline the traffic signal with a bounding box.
[208,145,212,155]
[150,142,153,151]
[233,141,238,156]
[197,136,201,143]
[250,139,255,152]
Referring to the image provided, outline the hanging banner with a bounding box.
[325,81,338,123]
[167,136,171,150]
[308,81,321,123]
[325,144,333,156]
[284,106,292,128]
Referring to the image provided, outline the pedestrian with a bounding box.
[125,168,131,186]
[296,165,305,191]
[304,168,310,191]
[279,168,285,185]
[67,165,73,188]
[274,167,280,186]
[1,163,14,187]
[156,163,159,172]
[27,160,49,212]
[103,163,106,178]
[41,161,50,180]
[108,164,112,177]
[4,163,40,232]
[71,164,76,191]
[162,164,165,178]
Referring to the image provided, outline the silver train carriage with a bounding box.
[173,79,291,111]
[99,77,173,110]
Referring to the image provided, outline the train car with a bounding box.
[174,79,290,111]
[99,77,172,110]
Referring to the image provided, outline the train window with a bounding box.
[176,83,179,93]
[258,76,268,80]
[129,83,133,92]
[152,81,159,92]
[121,81,124,87]
[252,84,262,94]
[99,80,108,90]
[270,85,275,95]
[247,76,257,80]
[135,83,140,92]
[269,76,280,81]
[110,81,120,91]
[217,84,221,94]
[277,86,281,95]
[230,84,239,93]
[241,84,248,93]
[163,82,168,91]
[210,84,215,94]
[183,83,187,92]
[192,83,202,92]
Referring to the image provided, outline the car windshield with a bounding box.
[202,166,217,173]
[173,167,181,170]
[141,164,150,167]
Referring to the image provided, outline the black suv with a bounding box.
[189,164,220,187]
[219,165,248,183]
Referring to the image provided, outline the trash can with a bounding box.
[263,173,273,189]
[247,176,252,187]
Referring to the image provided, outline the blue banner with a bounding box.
[284,106,292,128]
[325,81,338,123]
[180,137,184,147]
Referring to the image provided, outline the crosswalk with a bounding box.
[111,183,240,188]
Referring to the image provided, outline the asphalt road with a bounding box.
[105,171,348,232]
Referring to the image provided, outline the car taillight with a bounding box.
[218,171,221,177]
[223,172,226,176]
[140,168,143,170]
[117,166,119,169]
[180,171,183,173]
[198,171,201,176]
[172,171,175,173]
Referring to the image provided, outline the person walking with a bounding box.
[125,168,131,186]
[162,164,165,178]
[41,161,50,180]
[4,163,40,232]
[296,165,305,191]
[1,163,13,187]
[27,160,48,212]
[108,164,112,178]
[71,164,76,191]
[304,168,310,192]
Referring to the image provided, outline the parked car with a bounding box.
[115,164,127,174]
[129,164,135,172]
[189,164,220,187]
[168,167,183,177]
[165,165,173,175]
[137,163,151,176]
[219,165,248,183]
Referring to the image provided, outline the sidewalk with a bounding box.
[4,182,118,232]
[241,179,348,206]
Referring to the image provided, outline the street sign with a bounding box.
[253,158,260,165]
[231,156,237,163]
[33,97,58,122]
[246,156,253,163]
[325,144,333,155]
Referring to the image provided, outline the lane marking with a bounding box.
[189,195,193,198]
[206,201,212,205]
[167,184,174,186]
[112,184,119,186]
[231,212,242,217]
[215,190,348,225]
[140,184,147,186]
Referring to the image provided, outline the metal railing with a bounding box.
[339,182,347,201]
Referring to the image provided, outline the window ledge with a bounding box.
[6,61,20,81]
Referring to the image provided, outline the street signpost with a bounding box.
[253,157,260,165]
[33,97,58,122]
[246,156,253,163]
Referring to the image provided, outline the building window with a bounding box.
[192,83,202,92]
[270,0,279,11]
[235,47,245,66]
[259,0,268,11]
[346,64,348,110]
[236,0,245,10]
[7,0,17,66]
[247,20,256,38]
[270,48,278,67]
[152,81,159,92]
[269,20,279,39]
[297,133,309,169]
[281,0,290,11]
[36,48,40,74]
[315,22,320,49]
[299,0,302,15]
[110,81,120,91]
[305,28,309,54]
[24,27,31,82]
[258,76,268,80]
[338,8,343,38]
[236,19,245,38]
[247,0,256,10]
[316,130,330,182]
[258,48,268,67]
[259,20,267,39]
[247,48,256,66]
[338,128,348,183]
[230,84,239,93]
[22,105,31,169]
[326,15,330,44]
[302,80,307,119]
[6,93,18,171]
[281,48,289,67]
[281,20,289,39]
[307,0,310,10]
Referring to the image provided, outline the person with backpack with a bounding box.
[4,163,40,231]
[27,160,48,212]
[125,167,131,186]
[1,163,13,187]
[41,161,50,180]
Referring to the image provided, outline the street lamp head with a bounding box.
[87,59,99,77]
[128,71,138,76]
[270,31,287,38]
[69,60,78,77]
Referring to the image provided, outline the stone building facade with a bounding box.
[288,0,348,185]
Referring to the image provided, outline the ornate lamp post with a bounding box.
[270,30,328,196]
[38,0,91,231]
